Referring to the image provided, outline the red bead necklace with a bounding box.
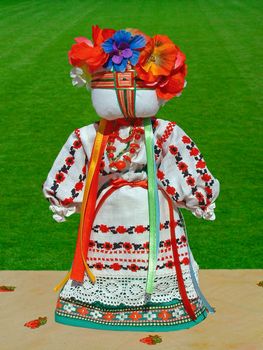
[105,120,144,171]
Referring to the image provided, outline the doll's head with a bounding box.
[68,26,187,120]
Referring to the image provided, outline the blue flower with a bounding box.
[102,30,146,72]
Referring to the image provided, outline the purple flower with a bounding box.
[102,30,146,72]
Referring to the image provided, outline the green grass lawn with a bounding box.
[0,0,262,270]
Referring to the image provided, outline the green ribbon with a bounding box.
[144,117,159,294]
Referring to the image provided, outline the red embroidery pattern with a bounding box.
[165,139,207,206]
[87,254,176,264]
[50,128,84,202]
[92,221,171,235]
[88,236,186,252]
[181,135,214,207]
[157,168,180,202]
[154,121,176,160]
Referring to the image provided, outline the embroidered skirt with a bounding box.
[55,184,208,331]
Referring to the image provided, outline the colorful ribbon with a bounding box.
[144,118,160,294]
[178,210,216,314]
[159,188,197,320]
[54,119,111,291]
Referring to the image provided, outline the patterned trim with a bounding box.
[182,136,214,206]
[88,237,187,251]
[168,142,207,206]
[86,260,188,272]
[154,121,177,160]
[50,128,84,200]
[90,71,155,90]
[92,220,171,235]
[55,297,207,328]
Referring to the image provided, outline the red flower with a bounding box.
[182,136,191,144]
[73,140,82,149]
[158,310,171,320]
[165,260,174,269]
[178,162,188,172]
[24,320,40,329]
[65,156,74,166]
[157,169,165,180]
[61,197,73,206]
[140,335,162,345]
[164,239,172,247]
[69,44,105,72]
[123,242,132,250]
[128,264,139,272]
[92,25,116,46]
[181,235,187,243]
[100,224,109,233]
[77,307,88,315]
[103,242,112,250]
[140,336,155,345]
[68,25,115,73]
[75,181,84,191]
[181,257,190,265]
[195,191,204,202]
[89,240,95,248]
[196,160,206,168]
[190,147,199,156]
[166,185,176,195]
[143,242,149,249]
[190,303,197,311]
[156,60,187,100]
[201,173,211,182]
[169,145,178,155]
[116,225,126,234]
[135,35,177,83]
[103,312,114,320]
[56,300,62,309]
[110,263,121,271]
[186,176,195,186]
[129,311,142,320]
[135,225,145,233]
[55,172,65,183]
[24,317,47,329]
[205,186,212,195]
[94,262,104,270]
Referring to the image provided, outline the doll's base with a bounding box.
[54,297,208,332]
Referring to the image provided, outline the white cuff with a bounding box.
[191,203,216,221]
[49,205,76,223]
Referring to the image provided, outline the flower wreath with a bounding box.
[68,25,187,101]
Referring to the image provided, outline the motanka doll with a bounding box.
[43,26,220,332]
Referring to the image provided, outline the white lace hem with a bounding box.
[60,265,200,306]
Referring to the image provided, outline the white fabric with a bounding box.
[91,89,162,120]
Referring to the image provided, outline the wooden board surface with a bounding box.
[0,270,262,350]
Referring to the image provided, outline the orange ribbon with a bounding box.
[69,120,114,283]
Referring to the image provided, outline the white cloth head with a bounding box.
[91,89,163,120]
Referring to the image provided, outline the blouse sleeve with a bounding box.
[42,129,87,222]
[157,122,220,220]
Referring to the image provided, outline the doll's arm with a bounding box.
[42,129,87,222]
[157,123,220,220]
